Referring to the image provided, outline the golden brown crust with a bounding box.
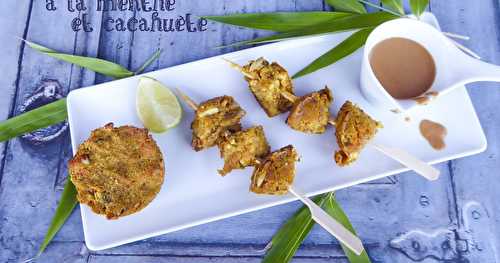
[334,101,382,166]
[250,145,299,195]
[286,87,333,134]
[69,123,165,219]
[243,58,294,117]
[217,126,270,176]
[191,96,246,151]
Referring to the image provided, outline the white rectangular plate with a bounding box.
[67,14,486,250]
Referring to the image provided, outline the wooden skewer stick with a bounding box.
[222,58,256,79]
[288,186,364,255]
[175,88,198,111]
[254,158,364,255]
[176,90,364,255]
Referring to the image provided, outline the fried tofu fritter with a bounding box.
[334,101,382,166]
[218,126,270,176]
[250,145,298,195]
[286,87,333,134]
[69,123,164,220]
[191,96,246,151]
[243,58,294,117]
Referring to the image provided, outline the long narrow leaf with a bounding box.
[262,194,330,263]
[326,0,367,14]
[409,0,429,17]
[324,193,371,263]
[381,0,405,15]
[24,40,134,79]
[0,99,67,142]
[135,49,162,74]
[293,28,373,79]
[37,180,78,256]
[263,193,369,262]
[221,12,396,48]
[358,0,404,16]
[1,46,164,144]
[203,12,353,32]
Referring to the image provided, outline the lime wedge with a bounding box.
[136,76,182,133]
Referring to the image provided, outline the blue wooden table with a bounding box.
[1,1,499,262]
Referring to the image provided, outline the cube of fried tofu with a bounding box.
[217,126,271,176]
[191,96,246,151]
[250,145,299,195]
[334,101,382,166]
[286,87,333,134]
[242,58,294,117]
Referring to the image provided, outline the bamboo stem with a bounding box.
[442,32,470,41]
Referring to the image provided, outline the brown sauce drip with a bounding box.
[370,37,436,99]
[414,91,439,105]
[414,96,430,105]
[419,119,447,150]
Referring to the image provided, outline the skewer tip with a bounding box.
[221,57,256,79]
[221,57,241,69]
[175,88,199,111]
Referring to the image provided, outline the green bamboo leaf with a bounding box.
[37,179,78,257]
[262,194,330,263]
[135,49,162,74]
[24,40,134,79]
[263,193,369,262]
[323,193,371,263]
[381,0,405,15]
[326,0,367,14]
[220,12,396,48]
[293,28,373,79]
[203,12,353,32]
[0,46,163,144]
[409,0,429,17]
[0,99,67,142]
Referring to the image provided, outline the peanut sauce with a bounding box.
[419,119,447,150]
[370,37,436,99]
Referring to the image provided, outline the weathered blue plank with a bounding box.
[0,0,102,262]
[432,1,500,261]
[1,0,500,262]
[0,0,32,180]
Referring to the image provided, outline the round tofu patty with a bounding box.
[69,123,164,219]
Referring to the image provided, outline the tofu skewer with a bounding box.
[281,90,439,181]
[225,58,440,181]
[177,89,269,175]
[226,57,295,117]
[189,95,246,152]
[177,89,365,255]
